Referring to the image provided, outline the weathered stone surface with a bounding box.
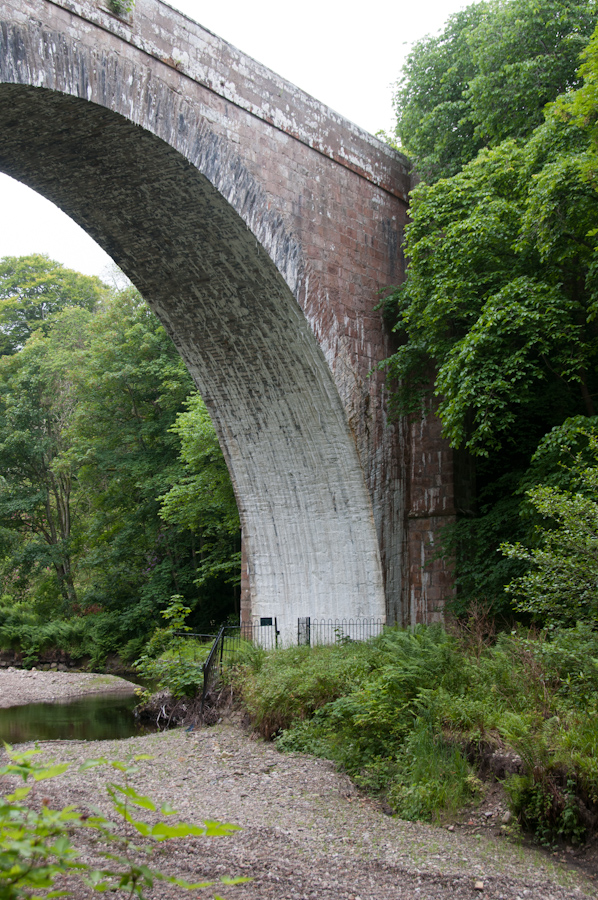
[0,0,456,631]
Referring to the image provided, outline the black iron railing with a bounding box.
[297,617,384,646]
[173,617,383,714]
[200,626,225,713]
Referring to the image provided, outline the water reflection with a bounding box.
[0,692,154,743]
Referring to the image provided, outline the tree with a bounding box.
[395,0,598,182]
[0,306,93,606]
[502,432,598,625]
[384,3,598,613]
[384,107,598,456]
[70,288,239,637]
[0,264,241,661]
[572,21,598,140]
[0,255,106,355]
[70,288,197,621]
[394,2,489,181]
[160,394,241,605]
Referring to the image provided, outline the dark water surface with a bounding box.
[0,692,153,743]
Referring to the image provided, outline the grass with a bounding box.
[229,623,598,845]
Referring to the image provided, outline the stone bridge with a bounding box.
[0,0,461,640]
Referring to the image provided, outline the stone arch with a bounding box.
[0,21,386,640]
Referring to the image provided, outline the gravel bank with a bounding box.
[0,668,138,708]
[7,722,596,900]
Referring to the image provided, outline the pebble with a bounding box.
[4,722,591,900]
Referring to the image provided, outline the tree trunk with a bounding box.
[54,558,79,608]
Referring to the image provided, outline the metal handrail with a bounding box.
[200,626,225,713]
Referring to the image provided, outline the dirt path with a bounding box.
[0,667,138,707]
[8,722,596,900]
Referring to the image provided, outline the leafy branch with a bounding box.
[0,745,250,899]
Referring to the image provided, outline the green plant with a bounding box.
[235,639,376,739]
[502,439,598,625]
[160,595,192,632]
[107,0,134,16]
[387,719,480,822]
[135,640,208,698]
[237,625,598,838]
[0,744,249,898]
[504,773,586,847]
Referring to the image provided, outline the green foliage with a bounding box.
[135,639,209,699]
[384,110,598,456]
[0,305,94,607]
[0,254,106,356]
[440,473,526,619]
[394,2,489,181]
[385,9,598,613]
[504,774,586,847]
[465,0,597,146]
[70,288,239,636]
[107,0,134,15]
[567,21,598,147]
[387,720,481,822]
[159,594,192,632]
[502,434,598,625]
[395,0,598,182]
[160,395,241,594]
[274,628,469,778]
[0,260,241,664]
[70,286,196,616]
[441,418,598,616]
[134,595,213,698]
[134,651,205,700]
[236,639,376,740]
[239,626,598,840]
[0,745,247,898]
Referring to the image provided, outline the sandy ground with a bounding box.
[0,667,138,707]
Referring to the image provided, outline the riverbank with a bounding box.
[0,668,138,708]
[5,722,595,900]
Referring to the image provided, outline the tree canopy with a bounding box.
[0,257,240,664]
[0,306,92,607]
[395,0,598,182]
[0,255,106,356]
[385,106,598,457]
[385,5,598,617]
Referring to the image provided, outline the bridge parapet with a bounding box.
[13,0,411,197]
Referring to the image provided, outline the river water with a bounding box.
[0,692,154,743]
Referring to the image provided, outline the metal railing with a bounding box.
[173,616,384,714]
[200,626,225,713]
[297,617,384,646]
[171,632,218,660]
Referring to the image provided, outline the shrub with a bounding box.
[235,639,376,739]
[502,437,598,627]
[135,639,210,699]
[239,624,598,838]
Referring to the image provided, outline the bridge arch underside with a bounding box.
[0,83,385,639]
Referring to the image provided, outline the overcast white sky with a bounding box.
[0,0,470,278]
